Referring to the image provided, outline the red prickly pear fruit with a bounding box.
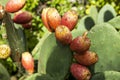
[41,8,53,32]
[22,21,32,29]
[47,8,61,31]
[61,10,78,31]
[55,25,72,45]
[0,44,11,59]
[74,51,98,66]
[0,5,5,20]
[21,52,34,74]
[13,11,33,24]
[70,32,91,53]
[70,63,91,80]
[5,0,26,13]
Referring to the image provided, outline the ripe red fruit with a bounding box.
[41,8,52,32]
[47,8,61,31]
[55,25,72,45]
[5,0,26,13]
[13,11,33,24]
[70,32,91,53]
[70,63,91,80]
[21,52,34,74]
[22,21,32,29]
[74,51,98,66]
[61,10,78,31]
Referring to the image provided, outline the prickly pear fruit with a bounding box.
[55,25,72,45]
[41,8,52,32]
[47,8,61,31]
[70,32,91,53]
[0,5,5,20]
[5,0,26,13]
[0,44,11,59]
[13,11,32,24]
[61,10,78,31]
[22,21,32,29]
[70,63,91,80]
[74,51,98,66]
[21,52,34,74]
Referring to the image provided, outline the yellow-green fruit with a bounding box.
[0,45,11,59]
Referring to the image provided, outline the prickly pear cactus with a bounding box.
[38,33,73,80]
[0,63,10,80]
[87,23,120,73]
[91,71,120,80]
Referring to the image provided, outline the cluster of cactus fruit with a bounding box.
[0,0,120,80]
[41,7,98,80]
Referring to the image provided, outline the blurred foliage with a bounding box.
[86,0,120,15]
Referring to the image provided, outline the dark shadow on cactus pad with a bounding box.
[104,10,114,22]
[84,17,95,30]
[90,72,105,80]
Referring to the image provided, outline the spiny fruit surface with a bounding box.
[0,44,11,59]
[5,0,26,13]
[61,10,78,31]
[55,25,72,45]
[21,52,34,74]
[47,8,61,31]
[74,51,98,66]
[13,11,32,24]
[70,32,91,53]
[70,63,91,80]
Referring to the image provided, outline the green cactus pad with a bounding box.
[72,15,95,38]
[0,63,10,80]
[88,23,120,73]
[97,4,116,24]
[38,33,73,79]
[91,71,120,80]
[25,73,54,80]
[108,16,120,29]
[89,6,98,23]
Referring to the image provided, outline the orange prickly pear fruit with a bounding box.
[74,51,98,66]
[61,10,78,31]
[47,8,61,31]
[55,25,72,45]
[41,7,61,32]
[5,0,26,13]
[41,8,52,32]
[21,52,34,74]
[13,11,33,24]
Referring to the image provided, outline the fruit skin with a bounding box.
[5,0,26,13]
[0,44,11,59]
[41,8,53,32]
[70,32,91,53]
[55,25,72,45]
[74,51,98,66]
[0,5,5,20]
[61,10,78,31]
[21,52,34,74]
[70,63,91,80]
[13,11,33,24]
[47,8,61,31]
[22,21,32,29]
